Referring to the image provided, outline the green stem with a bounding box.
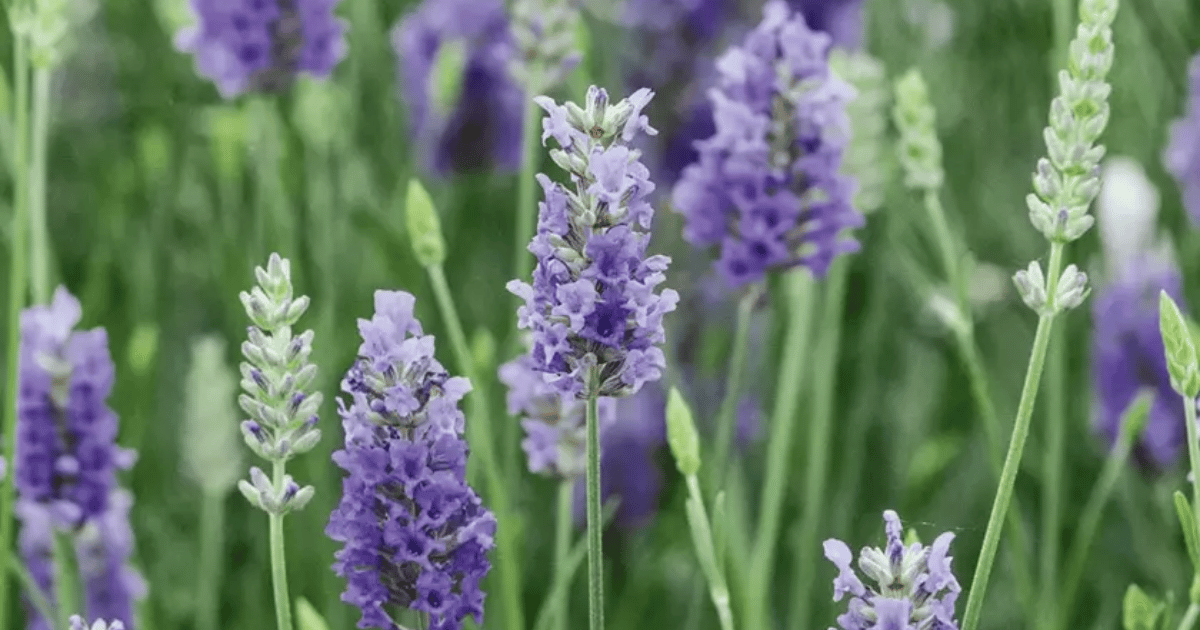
[52,531,79,630]
[532,501,618,630]
[1040,329,1066,630]
[923,189,1037,614]
[426,263,525,630]
[0,34,31,630]
[513,94,543,285]
[269,461,294,630]
[28,66,50,304]
[585,366,604,630]
[684,476,736,630]
[197,491,226,630]
[786,259,848,630]
[554,480,574,630]
[745,270,816,630]
[1180,604,1200,630]
[8,554,54,625]
[1184,391,1200,573]
[1056,406,1136,629]
[709,289,757,493]
[960,242,1065,630]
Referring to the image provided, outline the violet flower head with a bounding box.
[174,0,348,99]
[16,287,121,527]
[69,618,125,630]
[393,0,523,175]
[788,0,866,50]
[1091,257,1188,470]
[499,352,617,478]
[327,290,496,630]
[1164,53,1200,227]
[671,0,863,287]
[823,510,961,630]
[508,85,680,399]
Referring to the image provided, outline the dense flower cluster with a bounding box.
[1165,53,1200,226]
[499,352,617,478]
[509,86,679,399]
[671,0,862,287]
[175,0,348,98]
[393,0,523,175]
[824,510,961,630]
[69,617,124,630]
[787,0,865,50]
[17,287,122,526]
[327,291,495,630]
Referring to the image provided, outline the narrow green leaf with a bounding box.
[1173,490,1200,572]
[1122,584,1164,630]
[296,597,331,630]
[711,491,727,568]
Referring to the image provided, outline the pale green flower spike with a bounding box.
[1121,584,1166,630]
[406,178,447,268]
[1160,290,1200,399]
[891,68,943,192]
[509,0,582,92]
[182,335,244,496]
[12,0,71,68]
[833,49,891,213]
[666,388,701,477]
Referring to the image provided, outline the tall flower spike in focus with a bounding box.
[670,0,863,287]
[174,0,348,99]
[393,0,524,174]
[499,351,617,478]
[326,290,496,630]
[1092,157,1185,470]
[1164,53,1200,227]
[182,335,244,496]
[823,510,961,630]
[508,85,679,399]
[236,253,320,516]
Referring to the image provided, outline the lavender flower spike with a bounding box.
[823,510,961,630]
[174,0,348,98]
[1164,53,1200,227]
[327,290,496,630]
[499,351,616,477]
[236,253,321,516]
[182,336,243,496]
[508,85,679,399]
[671,0,863,287]
[69,616,125,630]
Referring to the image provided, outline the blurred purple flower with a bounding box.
[823,510,961,630]
[787,0,865,50]
[327,291,495,630]
[499,352,617,478]
[175,0,348,98]
[671,1,862,287]
[1092,257,1189,470]
[508,87,679,399]
[1165,54,1200,227]
[392,0,524,175]
[17,287,121,527]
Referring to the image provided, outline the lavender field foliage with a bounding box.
[0,0,1199,629]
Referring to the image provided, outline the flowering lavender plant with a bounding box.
[1164,53,1200,226]
[670,0,862,287]
[69,617,124,630]
[508,85,679,399]
[823,510,961,630]
[175,0,348,98]
[327,290,495,630]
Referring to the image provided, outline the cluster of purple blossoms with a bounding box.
[327,291,495,630]
[508,86,680,399]
[823,510,960,630]
[1091,256,1189,470]
[175,0,348,99]
[393,0,523,175]
[499,352,617,478]
[787,0,866,51]
[1164,53,1200,226]
[671,0,862,287]
[17,287,124,527]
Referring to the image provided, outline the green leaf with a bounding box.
[711,491,727,567]
[405,178,447,268]
[1173,491,1200,573]
[1122,584,1164,630]
[1158,290,1200,397]
[296,597,331,630]
[666,387,701,476]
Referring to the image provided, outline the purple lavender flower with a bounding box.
[174,0,348,99]
[17,287,121,526]
[823,510,961,630]
[1092,257,1189,470]
[392,0,524,175]
[499,352,618,478]
[508,86,680,399]
[671,0,862,286]
[327,290,495,630]
[1164,53,1200,227]
[788,0,865,50]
